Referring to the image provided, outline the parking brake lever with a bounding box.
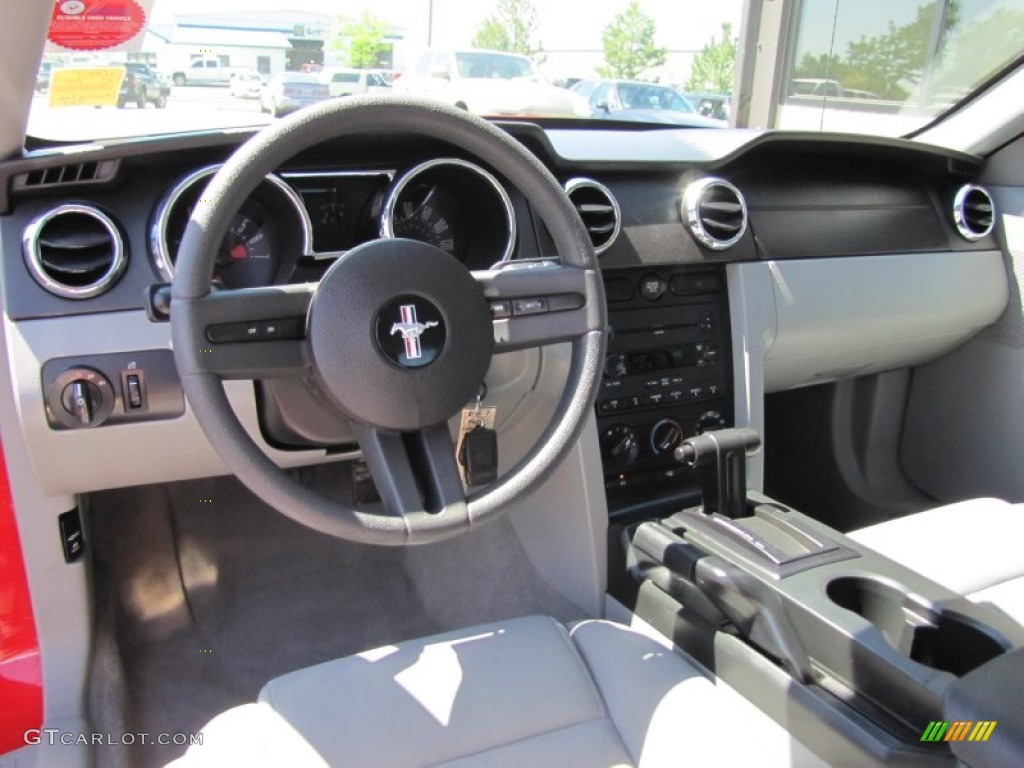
[675,427,761,519]
[632,521,812,683]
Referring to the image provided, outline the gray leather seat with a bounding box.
[849,498,1024,625]
[170,615,824,767]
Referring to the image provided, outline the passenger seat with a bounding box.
[849,498,1024,625]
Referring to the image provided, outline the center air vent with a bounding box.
[682,177,748,250]
[565,178,621,256]
[953,184,995,241]
[23,204,126,299]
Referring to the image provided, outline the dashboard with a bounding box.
[0,120,1009,505]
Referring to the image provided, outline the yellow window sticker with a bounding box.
[48,67,125,107]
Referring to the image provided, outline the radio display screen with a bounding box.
[627,346,698,374]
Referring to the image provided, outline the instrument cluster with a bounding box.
[151,158,517,288]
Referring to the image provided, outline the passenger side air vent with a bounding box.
[565,178,621,256]
[953,184,995,241]
[23,205,126,299]
[682,177,748,250]
[12,160,118,191]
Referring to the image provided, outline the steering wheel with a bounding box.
[170,96,606,545]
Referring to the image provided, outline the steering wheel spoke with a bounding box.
[172,284,314,379]
[353,422,469,540]
[474,262,604,352]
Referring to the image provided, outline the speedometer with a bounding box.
[381,158,516,269]
[391,184,462,258]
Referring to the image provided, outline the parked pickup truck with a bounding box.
[170,57,247,87]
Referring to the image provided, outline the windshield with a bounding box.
[28,0,1024,143]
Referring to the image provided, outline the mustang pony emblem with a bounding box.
[390,304,439,360]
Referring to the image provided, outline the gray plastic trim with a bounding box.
[763,251,1008,392]
[22,204,126,300]
[380,157,517,264]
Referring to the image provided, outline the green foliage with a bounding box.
[792,1,964,101]
[333,11,390,69]
[598,0,666,80]
[471,0,540,56]
[929,5,1024,103]
[685,23,737,93]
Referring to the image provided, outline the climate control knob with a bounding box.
[695,410,727,434]
[600,424,639,470]
[650,419,684,456]
[603,353,628,380]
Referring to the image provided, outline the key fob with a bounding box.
[460,425,498,487]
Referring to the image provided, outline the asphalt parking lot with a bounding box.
[29,85,274,141]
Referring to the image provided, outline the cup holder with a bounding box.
[827,576,1006,675]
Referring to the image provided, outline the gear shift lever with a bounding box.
[674,427,761,518]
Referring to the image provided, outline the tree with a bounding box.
[333,11,390,69]
[598,0,666,80]
[685,23,738,93]
[471,0,540,56]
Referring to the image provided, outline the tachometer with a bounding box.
[151,164,311,289]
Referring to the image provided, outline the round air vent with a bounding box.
[682,177,748,250]
[23,204,126,299]
[565,178,621,256]
[953,184,995,241]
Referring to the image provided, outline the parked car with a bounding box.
[682,91,732,121]
[789,77,845,97]
[117,62,170,109]
[228,71,264,100]
[320,68,392,98]
[395,49,579,116]
[259,72,329,117]
[571,79,724,126]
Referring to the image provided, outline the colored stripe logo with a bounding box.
[920,721,997,742]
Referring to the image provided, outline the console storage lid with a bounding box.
[944,647,1024,768]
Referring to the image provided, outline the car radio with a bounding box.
[596,266,733,514]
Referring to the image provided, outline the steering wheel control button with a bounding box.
[639,274,666,301]
[376,296,446,369]
[512,297,548,316]
[206,318,303,343]
[489,300,512,319]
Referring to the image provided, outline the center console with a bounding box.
[609,426,1024,767]
[596,265,732,516]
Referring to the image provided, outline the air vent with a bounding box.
[948,158,980,177]
[23,205,126,299]
[13,160,118,191]
[953,184,995,241]
[682,177,748,250]
[565,178,621,256]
